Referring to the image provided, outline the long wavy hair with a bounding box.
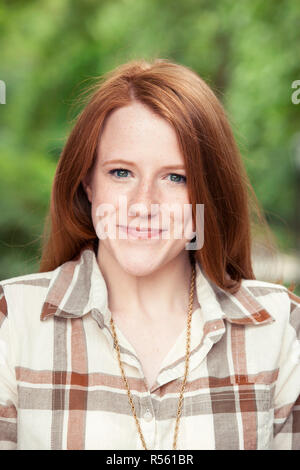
[39,57,279,294]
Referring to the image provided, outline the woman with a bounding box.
[0,58,299,450]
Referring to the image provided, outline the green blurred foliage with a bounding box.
[0,0,299,293]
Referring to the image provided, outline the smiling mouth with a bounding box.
[118,225,166,233]
[117,225,167,236]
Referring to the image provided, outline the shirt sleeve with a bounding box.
[0,285,18,450]
[271,289,300,450]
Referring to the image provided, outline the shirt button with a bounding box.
[143,410,153,422]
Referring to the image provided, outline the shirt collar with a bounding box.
[40,244,275,326]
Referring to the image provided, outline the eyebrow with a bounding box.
[102,158,186,171]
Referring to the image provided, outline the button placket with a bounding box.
[139,402,156,449]
[143,408,153,422]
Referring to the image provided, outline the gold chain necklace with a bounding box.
[109,260,196,450]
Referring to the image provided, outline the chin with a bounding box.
[112,250,166,277]
[101,239,188,276]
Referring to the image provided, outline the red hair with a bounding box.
[39,58,279,294]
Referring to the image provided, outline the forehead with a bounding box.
[97,102,185,166]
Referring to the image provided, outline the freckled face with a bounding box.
[83,101,195,276]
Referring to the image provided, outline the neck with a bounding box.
[96,244,198,323]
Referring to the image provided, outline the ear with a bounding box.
[82,172,93,204]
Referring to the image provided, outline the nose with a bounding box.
[128,179,160,220]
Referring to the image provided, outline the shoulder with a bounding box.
[241,277,300,329]
[242,277,300,305]
[242,277,290,291]
[0,270,55,325]
[1,269,54,294]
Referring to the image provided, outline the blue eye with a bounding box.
[109,168,131,178]
[108,169,186,184]
[168,174,186,184]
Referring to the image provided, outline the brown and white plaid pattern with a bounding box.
[0,244,299,450]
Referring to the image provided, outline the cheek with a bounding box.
[90,177,120,211]
[90,185,123,239]
[167,190,191,217]
[176,194,195,240]
[167,189,191,214]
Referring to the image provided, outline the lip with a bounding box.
[118,225,165,232]
[117,225,166,238]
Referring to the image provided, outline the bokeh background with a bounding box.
[0,0,299,293]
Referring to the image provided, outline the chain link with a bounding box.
[109,260,196,450]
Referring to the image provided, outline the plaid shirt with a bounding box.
[0,245,299,450]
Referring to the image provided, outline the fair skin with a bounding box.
[83,101,198,325]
